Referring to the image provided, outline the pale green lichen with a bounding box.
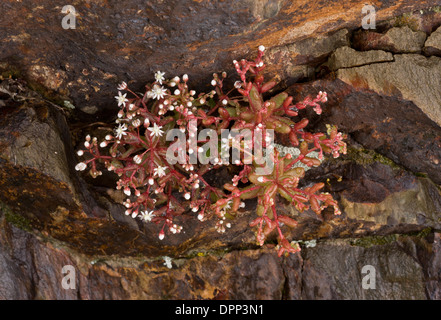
[271,143,322,171]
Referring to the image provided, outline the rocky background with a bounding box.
[1,0,441,300]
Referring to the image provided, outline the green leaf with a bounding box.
[249,84,263,111]
[269,92,288,109]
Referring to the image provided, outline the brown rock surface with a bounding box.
[336,54,441,127]
[0,0,437,116]
[287,79,441,184]
[352,26,427,53]
[1,0,441,300]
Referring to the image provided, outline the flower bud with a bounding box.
[133,155,142,164]
[75,162,87,171]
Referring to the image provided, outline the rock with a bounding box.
[1,213,439,299]
[287,79,441,185]
[0,79,107,217]
[2,1,441,300]
[353,26,427,53]
[0,0,435,115]
[0,94,72,189]
[266,29,350,81]
[326,46,394,70]
[327,46,394,70]
[0,217,291,299]
[336,54,441,127]
[301,236,430,299]
[424,25,441,55]
[425,232,441,299]
[335,162,441,230]
[293,155,441,239]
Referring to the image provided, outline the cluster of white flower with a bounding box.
[214,209,232,234]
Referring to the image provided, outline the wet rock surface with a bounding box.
[1,1,441,300]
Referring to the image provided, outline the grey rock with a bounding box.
[266,29,350,81]
[384,26,427,53]
[424,25,441,55]
[0,102,73,188]
[353,26,427,53]
[337,54,441,127]
[327,46,394,71]
[301,237,427,299]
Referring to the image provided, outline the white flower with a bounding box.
[115,91,128,107]
[151,85,167,100]
[117,81,127,90]
[154,71,165,84]
[139,210,155,222]
[153,165,167,177]
[148,123,164,137]
[133,155,142,164]
[75,162,87,171]
[114,123,128,140]
[132,119,141,127]
[163,256,173,269]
